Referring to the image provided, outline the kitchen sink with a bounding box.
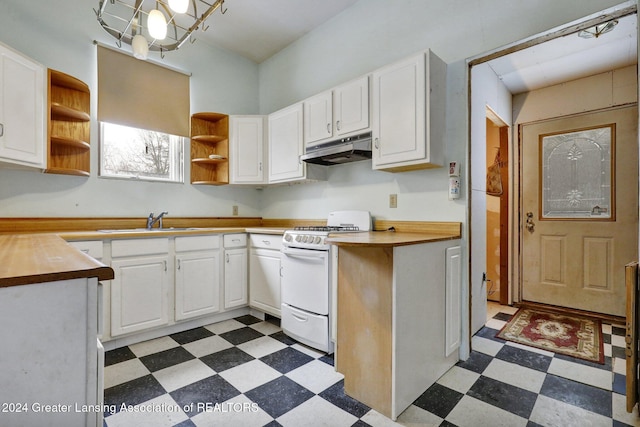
[97,227,203,233]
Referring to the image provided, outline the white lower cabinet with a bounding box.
[249,234,282,317]
[175,251,221,320]
[175,235,222,321]
[224,234,248,309]
[110,254,170,336]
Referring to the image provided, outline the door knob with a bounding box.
[526,212,535,233]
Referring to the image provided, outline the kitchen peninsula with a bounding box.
[0,234,113,426]
[328,223,462,420]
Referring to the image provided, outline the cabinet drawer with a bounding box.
[112,238,169,257]
[250,234,283,250]
[175,235,220,252]
[68,240,103,260]
[224,233,247,248]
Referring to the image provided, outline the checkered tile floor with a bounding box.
[103,307,640,426]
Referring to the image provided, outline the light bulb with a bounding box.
[169,0,189,14]
[131,34,149,60]
[147,9,167,40]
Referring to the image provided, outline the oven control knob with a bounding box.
[295,235,302,242]
[303,235,309,243]
[284,234,292,242]
[314,236,321,244]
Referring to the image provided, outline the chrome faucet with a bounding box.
[146,211,168,229]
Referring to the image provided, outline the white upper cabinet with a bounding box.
[0,43,46,169]
[372,50,446,172]
[333,76,370,137]
[304,76,370,147]
[304,91,333,145]
[230,115,267,184]
[269,102,326,183]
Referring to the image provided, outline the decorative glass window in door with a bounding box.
[540,124,614,219]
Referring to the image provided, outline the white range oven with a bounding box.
[280,210,371,353]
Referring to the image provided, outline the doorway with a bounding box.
[485,113,509,306]
[468,3,638,338]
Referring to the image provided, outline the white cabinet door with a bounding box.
[445,245,462,357]
[230,116,266,184]
[111,255,169,336]
[268,103,304,182]
[224,248,248,309]
[371,50,445,172]
[304,91,333,146]
[175,251,221,320]
[334,76,369,137]
[0,43,45,168]
[372,53,425,168]
[249,247,282,317]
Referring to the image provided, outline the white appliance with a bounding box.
[281,210,371,353]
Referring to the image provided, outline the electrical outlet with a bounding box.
[389,194,397,208]
[232,205,238,216]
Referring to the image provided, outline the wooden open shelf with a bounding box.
[190,112,229,185]
[47,69,91,176]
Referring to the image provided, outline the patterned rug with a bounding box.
[496,307,604,364]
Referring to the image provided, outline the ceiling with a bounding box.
[487,13,637,94]
[197,2,636,93]
[192,0,359,63]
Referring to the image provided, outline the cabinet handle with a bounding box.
[226,253,229,263]
[164,261,167,271]
[374,137,379,149]
[177,259,181,270]
[327,123,331,134]
[336,120,341,131]
[279,266,283,277]
[262,240,271,245]
[259,162,262,171]
[0,123,3,137]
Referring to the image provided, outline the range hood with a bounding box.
[301,132,372,166]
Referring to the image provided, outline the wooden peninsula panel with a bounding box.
[337,246,394,416]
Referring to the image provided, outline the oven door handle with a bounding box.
[281,247,327,257]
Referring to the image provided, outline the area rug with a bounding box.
[496,307,604,364]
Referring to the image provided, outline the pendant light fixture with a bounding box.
[169,0,189,14]
[147,8,168,40]
[95,0,227,60]
[131,34,149,59]
[578,20,618,39]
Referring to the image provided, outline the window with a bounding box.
[97,45,190,183]
[540,124,614,219]
[99,122,185,183]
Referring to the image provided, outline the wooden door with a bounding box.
[625,261,638,413]
[521,106,638,316]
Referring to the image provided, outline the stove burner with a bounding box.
[293,225,360,232]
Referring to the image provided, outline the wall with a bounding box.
[469,62,512,334]
[258,0,622,222]
[0,0,263,218]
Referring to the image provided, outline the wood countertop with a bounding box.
[59,227,249,240]
[327,230,460,247]
[0,234,114,288]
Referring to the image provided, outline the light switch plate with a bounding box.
[232,205,239,216]
[389,194,397,208]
